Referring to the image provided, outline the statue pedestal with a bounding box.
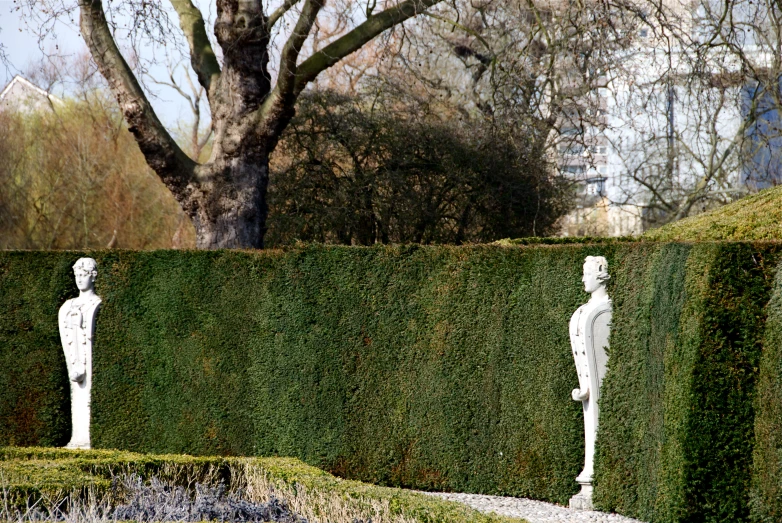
[569,482,594,511]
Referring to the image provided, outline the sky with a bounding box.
[0,0,203,127]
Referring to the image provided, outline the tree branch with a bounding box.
[277,0,325,97]
[78,0,196,194]
[293,0,443,95]
[169,0,221,102]
[267,0,303,31]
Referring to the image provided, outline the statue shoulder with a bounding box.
[85,296,102,315]
[59,298,75,315]
[581,298,611,324]
[571,302,589,317]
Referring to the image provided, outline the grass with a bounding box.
[0,447,527,523]
[643,185,782,241]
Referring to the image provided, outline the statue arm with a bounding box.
[572,387,590,401]
[86,300,101,341]
[58,303,69,345]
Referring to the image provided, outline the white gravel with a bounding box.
[418,491,647,523]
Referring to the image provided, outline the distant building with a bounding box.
[558,198,644,237]
[0,75,63,113]
[741,79,782,190]
[556,33,782,237]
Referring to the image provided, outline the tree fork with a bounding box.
[77,0,445,249]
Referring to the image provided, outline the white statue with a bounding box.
[569,255,612,510]
[58,257,101,449]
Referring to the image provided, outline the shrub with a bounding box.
[0,98,193,250]
[0,448,522,523]
[267,90,568,246]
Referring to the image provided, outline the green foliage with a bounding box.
[0,246,607,504]
[751,259,782,522]
[1,447,523,523]
[0,252,73,447]
[493,237,640,246]
[643,185,782,241]
[595,243,781,523]
[4,244,782,522]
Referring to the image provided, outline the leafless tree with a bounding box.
[0,55,194,250]
[346,0,782,230]
[12,0,449,248]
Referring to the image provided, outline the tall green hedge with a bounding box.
[751,253,782,522]
[0,253,75,447]
[3,243,782,522]
[0,246,614,504]
[594,243,782,523]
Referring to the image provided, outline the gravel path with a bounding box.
[419,492,647,523]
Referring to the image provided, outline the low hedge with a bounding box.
[0,447,523,523]
[2,243,782,522]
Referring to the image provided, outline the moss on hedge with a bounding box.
[643,185,782,241]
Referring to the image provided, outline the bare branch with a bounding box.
[277,0,326,97]
[169,0,221,101]
[78,0,196,193]
[293,0,444,95]
[267,0,303,31]
[153,73,195,112]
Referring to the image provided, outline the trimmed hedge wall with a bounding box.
[752,256,782,522]
[594,243,782,523]
[1,246,611,504]
[3,243,782,522]
[0,253,75,447]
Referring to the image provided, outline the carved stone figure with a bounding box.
[58,257,101,449]
[569,255,612,510]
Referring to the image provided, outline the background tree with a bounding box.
[339,0,782,230]
[149,62,214,163]
[0,95,194,249]
[267,89,567,245]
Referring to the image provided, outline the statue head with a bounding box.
[582,256,609,294]
[73,258,97,292]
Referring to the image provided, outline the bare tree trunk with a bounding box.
[190,153,269,249]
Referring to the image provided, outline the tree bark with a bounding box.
[189,153,269,249]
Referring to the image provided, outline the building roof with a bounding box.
[0,75,64,112]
